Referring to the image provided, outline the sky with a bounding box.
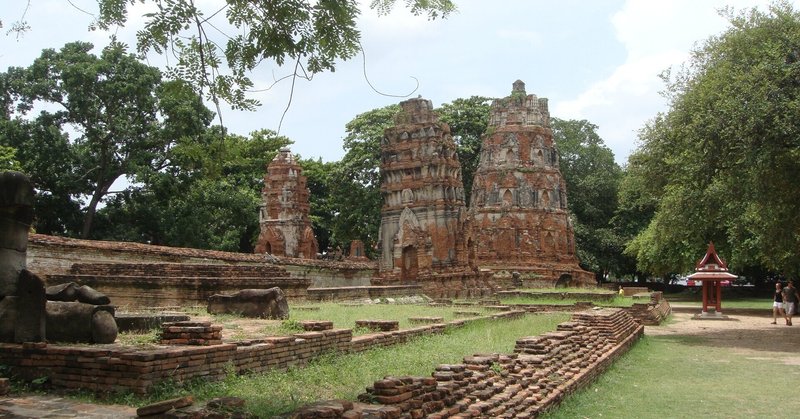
[0,0,788,166]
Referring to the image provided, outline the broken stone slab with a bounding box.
[0,171,34,298]
[45,282,110,305]
[207,287,289,319]
[45,301,118,344]
[136,396,194,417]
[14,269,46,343]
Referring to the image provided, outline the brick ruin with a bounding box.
[375,98,494,298]
[254,148,318,259]
[291,308,643,418]
[469,80,593,286]
[378,98,469,277]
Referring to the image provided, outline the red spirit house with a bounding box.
[688,242,737,318]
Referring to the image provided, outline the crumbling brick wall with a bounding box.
[292,308,643,418]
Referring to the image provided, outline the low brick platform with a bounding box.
[0,310,525,395]
[408,316,444,324]
[355,320,399,332]
[306,285,423,301]
[300,320,334,331]
[291,308,643,418]
[159,321,223,346]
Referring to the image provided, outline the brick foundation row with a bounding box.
[292,308,644,418]
[0,310,525,395]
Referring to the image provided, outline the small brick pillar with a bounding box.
[160,321,222,345]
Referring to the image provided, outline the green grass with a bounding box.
[541,334,797,419]
[100,313,569,416]
[498,295,634,307]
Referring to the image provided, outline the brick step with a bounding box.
[68,263,290,278]
[47,274,305,287]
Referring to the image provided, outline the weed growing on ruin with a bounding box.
[116,329,160,347]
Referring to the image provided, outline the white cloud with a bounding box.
[553,0,777,164]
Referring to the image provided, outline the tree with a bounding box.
[94,128,292,251]
[298,157,338,253]
[0,145,20,171]
[437,96,491,205]
[93,0,456,110]
[623,2,800,277]
[2,41,212,238]
[328,104,398,254]
[551,118,626,281]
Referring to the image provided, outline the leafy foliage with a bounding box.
[623,1,800,277]
[1,41,212,238]
[95,129,292,251]
[437,96,491,205]
[94,0,456,110]
[552,118,626,280]
[327,104,398,255]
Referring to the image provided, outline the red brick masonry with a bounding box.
[0,311,524,394]
[292,308,644,418]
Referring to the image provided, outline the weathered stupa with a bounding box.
[468,80,593,286]
[254,148,318,259]
[377,97,473,279]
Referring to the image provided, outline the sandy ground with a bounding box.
[645,309,800,365]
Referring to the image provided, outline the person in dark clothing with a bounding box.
[772,282,784,324]
[782,281,800,326]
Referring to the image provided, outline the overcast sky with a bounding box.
[0,0,788,165]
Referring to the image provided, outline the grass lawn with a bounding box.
[542,334,794,418]
[106,313,570,416]
[498,295,634,307]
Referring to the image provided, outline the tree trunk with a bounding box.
[80,178,116,239]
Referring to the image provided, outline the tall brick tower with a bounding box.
[377,98,468,280]
[254,148,318,259]
[468,81,593,286]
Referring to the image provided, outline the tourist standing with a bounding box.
[782,281,800,326]
[772,282,784,324]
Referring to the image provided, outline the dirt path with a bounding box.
[645,310,800,365]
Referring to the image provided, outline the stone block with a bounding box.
[45,301,117,344]
[207,287,289,319]
[15,270,46,343]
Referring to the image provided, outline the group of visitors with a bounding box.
[772,281,800,326]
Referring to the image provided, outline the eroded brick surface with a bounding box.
[254,148,318,259]
[468,81,594,287]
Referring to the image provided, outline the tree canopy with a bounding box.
[551,118,626,281]
[92,0,456,110]
[1,41,212,238]
[622,2,800,277]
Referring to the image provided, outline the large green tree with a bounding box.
[92,0,456,110]
[624,2,800,277]
[328,104,398,254]
[94,128,292,251]
[552,118,626,281]
[1,41,212,238]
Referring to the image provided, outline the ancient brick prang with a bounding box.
[378,98,470,280]
[255,148,318,259]
[469,81,593,286]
